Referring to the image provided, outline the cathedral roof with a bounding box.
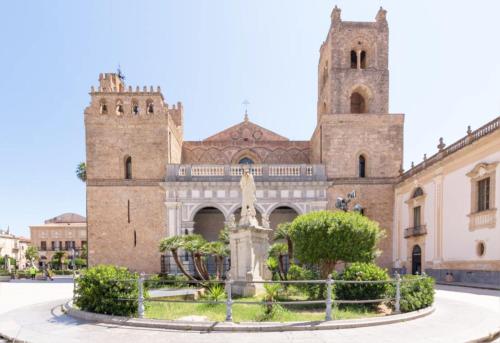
[203,116,289,142]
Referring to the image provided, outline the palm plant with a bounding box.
[159,236,196,280]
[274,222,293,261]
[183,234,209,280]
[52,251,66,270]
[25,246,39,263]
[203,241,229,280]
[268,243,288,281]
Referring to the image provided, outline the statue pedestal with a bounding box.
[228,224,272,296]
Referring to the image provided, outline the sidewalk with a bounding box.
[0,283,499,343]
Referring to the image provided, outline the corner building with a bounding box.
[85,7,403,273]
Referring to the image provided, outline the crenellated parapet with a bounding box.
[85,73,183,130]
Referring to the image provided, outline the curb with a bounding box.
[63,301,435,332]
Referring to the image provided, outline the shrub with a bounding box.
[397,275,435,312]
[74,265,143,316]
[288,264,325,299]
[336,262,390,307]
[0,269,11,276]
[289,211,384,277]
[74,258,87,268]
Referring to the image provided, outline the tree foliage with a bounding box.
[25,246,39,262]
[76,162,86,182]
[289,211,384,277]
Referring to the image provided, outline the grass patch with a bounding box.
[145,296,379,322]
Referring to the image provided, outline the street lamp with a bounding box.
[335,190,363,214]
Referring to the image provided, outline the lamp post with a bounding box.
[335,190,364,214]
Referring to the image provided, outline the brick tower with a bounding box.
[84,73,183,272]
[311,7,405,267]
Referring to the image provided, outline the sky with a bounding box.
[1,1,500,237]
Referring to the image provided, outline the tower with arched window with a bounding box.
[311,6,405,268]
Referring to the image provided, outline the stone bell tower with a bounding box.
[311,7,404,268]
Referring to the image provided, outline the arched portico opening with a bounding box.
[193,207,226,242]
[411,245,422,275]
[269,206,299,231]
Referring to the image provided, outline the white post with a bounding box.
[325,274,333,321]
[138,272,145,318]
[395,273,401,314]
[225,278,233,322]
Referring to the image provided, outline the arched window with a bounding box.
[99,101,108,114]
[359,155,366,178]
[350,92,365,113]
[115,101,124,115]
[239,157,254,165]
[125,156,132,179]
[132,101,139,115]
[412,187,424,198]
[147,101,154,114]
[350,50,357,69]
[360,51,367,69]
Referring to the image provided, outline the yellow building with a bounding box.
[29,213,87,266]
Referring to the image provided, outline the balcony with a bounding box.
[166,164,327,182]
[404,225,427,238]
[468,209,497,230]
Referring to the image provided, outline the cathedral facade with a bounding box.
[84,7,499,285]
[85,7,401,273]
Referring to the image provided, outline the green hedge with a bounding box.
[398,275,435,312]
[288,264,327,299]
[74,265,144,316]
[335,262,390,307]
[0,269,11,276]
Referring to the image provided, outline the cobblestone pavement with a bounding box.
[0,280,499,343]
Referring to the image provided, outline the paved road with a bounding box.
[0,280,499,343]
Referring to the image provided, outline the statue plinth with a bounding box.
[228,223,272,296]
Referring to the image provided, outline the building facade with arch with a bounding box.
[83,6,499,285]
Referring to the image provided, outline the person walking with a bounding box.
[29,265,36,280]
[46,266,54,281]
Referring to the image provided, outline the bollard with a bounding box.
[138,272,145,319]
[325,274,333,321]
[395,273,401,314]
[225,278,233,322]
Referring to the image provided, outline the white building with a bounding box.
[394,117,500,286]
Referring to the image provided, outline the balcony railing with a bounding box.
[167,164,327,182]
[38,246,82,252]
[469,209,497,230]
[404,225,427,238]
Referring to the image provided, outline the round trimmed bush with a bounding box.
[74,265,142,316]
[336,262,389,305]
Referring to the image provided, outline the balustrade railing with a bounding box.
[402,116,500,179]
[469,210,496,229]
[166,164,327,181]
[404,225,427,238]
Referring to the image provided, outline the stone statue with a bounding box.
[239,169,258,227]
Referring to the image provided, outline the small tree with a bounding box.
[159,236,196,280]
[52,251,66,270]
[268,243,288,280]
[76,162,86,182]
[183,234,209,280]
[25,246,39,263]
[289,211,384,277]
[203,241,228,280]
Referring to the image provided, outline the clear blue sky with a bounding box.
[1,1,500,237]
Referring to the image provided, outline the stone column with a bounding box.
[229,224,272,296]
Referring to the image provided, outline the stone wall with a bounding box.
[87,185,166,273]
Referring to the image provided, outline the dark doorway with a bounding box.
[411,245,422,275]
